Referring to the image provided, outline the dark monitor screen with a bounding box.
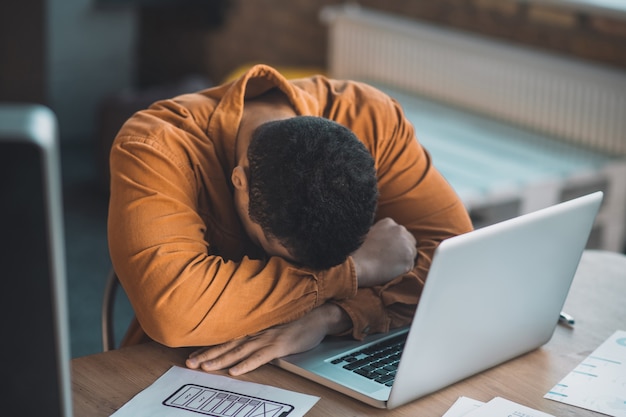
[0,105,72,416]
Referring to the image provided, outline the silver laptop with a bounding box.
[272,192,603,409]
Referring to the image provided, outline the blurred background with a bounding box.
[1,0,625,359]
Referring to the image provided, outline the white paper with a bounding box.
[442,396,485,417]
[545,329,626,417]
[463,397,554,417]
[110,366,319,417]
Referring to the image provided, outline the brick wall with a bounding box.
[197,0,626,83]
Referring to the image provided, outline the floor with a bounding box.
[61,140,134,358]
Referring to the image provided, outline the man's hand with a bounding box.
[351,217,417,288]
[186,303,351,376]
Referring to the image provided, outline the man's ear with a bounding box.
[231,166,248,191]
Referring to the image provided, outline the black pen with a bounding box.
[559,311,575,326]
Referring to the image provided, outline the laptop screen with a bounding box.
[0,105,73,416]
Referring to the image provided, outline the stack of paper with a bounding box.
[443,397,554,417]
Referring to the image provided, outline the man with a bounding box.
[107,64,473,377]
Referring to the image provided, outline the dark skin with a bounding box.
[186,91,417,376]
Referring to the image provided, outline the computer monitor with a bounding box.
[0,104,73,416]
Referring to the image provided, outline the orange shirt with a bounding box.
[108,64,473,348]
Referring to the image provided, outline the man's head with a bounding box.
[234,116,378,270]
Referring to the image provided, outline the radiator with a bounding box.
[321,4,626,156]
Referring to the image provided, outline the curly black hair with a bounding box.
[247,116,378,270]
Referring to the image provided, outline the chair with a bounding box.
[101,268,121,351]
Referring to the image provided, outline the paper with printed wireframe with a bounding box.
[545,329,626,417]
[110,366,319,417]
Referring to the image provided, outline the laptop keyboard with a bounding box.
[329,333,407,386]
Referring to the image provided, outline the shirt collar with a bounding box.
[207,64,320,169]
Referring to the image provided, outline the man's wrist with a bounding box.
[318,303,351,335]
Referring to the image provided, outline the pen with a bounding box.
[559,311,575,326]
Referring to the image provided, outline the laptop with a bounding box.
[0,104,73,416]
[272,191,603,409]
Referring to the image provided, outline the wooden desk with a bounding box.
[72,250,626,416]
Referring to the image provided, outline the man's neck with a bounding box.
[235,89,297,164]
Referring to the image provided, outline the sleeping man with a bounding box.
[107,64,473,375]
